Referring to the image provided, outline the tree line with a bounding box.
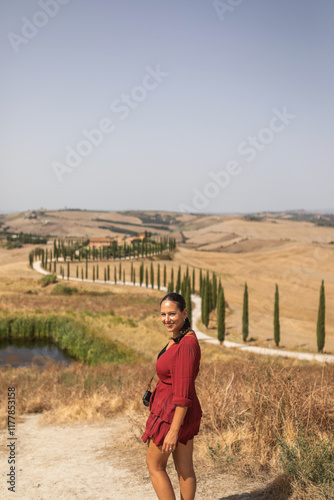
[32,250,327,354]
[28,235,177,268]
[240,280,326,354]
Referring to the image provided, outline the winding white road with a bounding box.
[33,259,334,364]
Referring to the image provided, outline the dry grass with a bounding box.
[197,358,334,468]
[195,356,334,498]
[0,361,153,428]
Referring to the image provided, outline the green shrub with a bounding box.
[278,426,334,496]
[51,283,78,295]
[38,273,57,287]
[109,315,137,328]
[6,241,23,249]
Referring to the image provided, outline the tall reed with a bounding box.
[0,313,138,365]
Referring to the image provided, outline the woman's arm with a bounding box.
[161,405,188,453]
[162,338,199,453]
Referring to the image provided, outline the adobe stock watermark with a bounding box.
[179,106,296,213]
[280,234,334,294]
[7,0,72,54]
[51,65,169,183]
[213,0,244,22]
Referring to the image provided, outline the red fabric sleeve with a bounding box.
[171,338,198,407]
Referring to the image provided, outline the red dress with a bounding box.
[142,330,202,447]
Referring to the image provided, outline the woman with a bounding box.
[142,292,202,500]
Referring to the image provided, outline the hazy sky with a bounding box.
[1,0,334,214]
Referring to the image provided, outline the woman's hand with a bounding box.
[162,428,178,454]
[161,405,188,453]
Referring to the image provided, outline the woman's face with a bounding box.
[160,300,187,336]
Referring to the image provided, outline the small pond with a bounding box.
[0,339,75,367]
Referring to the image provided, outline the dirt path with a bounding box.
[1,414,157,500]
[0,413,277,500]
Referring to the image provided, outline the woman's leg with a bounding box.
[172,439,196,500]
[146,439,176,500]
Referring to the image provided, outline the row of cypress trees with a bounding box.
[39,255,327,354]
[200,270,220,326]
[241,280,326,353]
[29,236,177,267]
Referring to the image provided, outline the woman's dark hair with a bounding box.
[160,292,191,333]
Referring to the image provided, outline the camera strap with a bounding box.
[146,374,155,392]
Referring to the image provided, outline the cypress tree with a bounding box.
[67,261,70,280]
[104,268,107,282]
[201,278,205,321]
[317,280,326,353]
[199,269,203,296]
[119,262,122,281]
[212,272,217,310]
[131,262,134,282]
[163,264,167,288]
[150,262,154,289]
[85,260,88,280]
[76,265,79,279]
[217,287,225,344]
[202,281,209,327]
[242,282,249,342]
[81,267,84,281]
[181,275,186,298]
[93,265,95,282]
[107,264,110,281]
[176,265,181,294]
[185,281,192,327]
[207,275,213,312]
[96,263,99,280]
[140,262,144,287]
[133,269,136,285]
[274,284,280,347]
[123,269,125,284]
[114,266,117,284]
[170,268,174,291]
[145,267,149,287]
[192,267,195,294]
[157,263,161,290]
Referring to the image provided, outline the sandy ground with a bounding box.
[0,413,280,500]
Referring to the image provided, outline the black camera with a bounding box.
[142,390,152,407]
